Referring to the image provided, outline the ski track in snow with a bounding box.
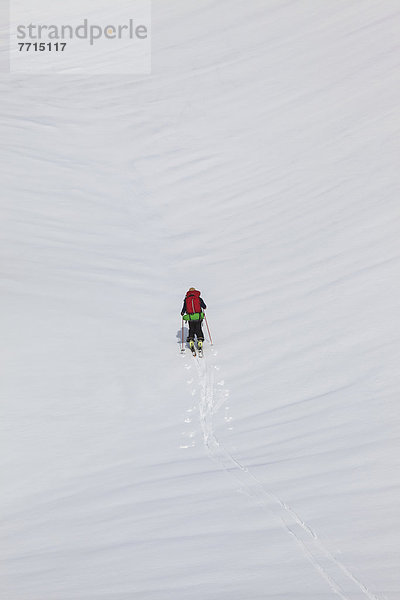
[181,347,381,600]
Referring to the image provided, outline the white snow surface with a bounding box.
[1,1,400,599]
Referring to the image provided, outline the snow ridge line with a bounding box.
[192,351,381,600]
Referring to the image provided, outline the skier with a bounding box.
[181,287,207,352]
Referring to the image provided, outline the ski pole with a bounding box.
[204,314,213,346]
[181,318,185,352]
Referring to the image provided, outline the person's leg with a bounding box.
[188,321,195,341]
[195,320,204,342]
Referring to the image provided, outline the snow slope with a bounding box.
[1,1,400,599]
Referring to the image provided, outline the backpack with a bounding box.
[186,289,201,314]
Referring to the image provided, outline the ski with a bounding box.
[181,340,203,357]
